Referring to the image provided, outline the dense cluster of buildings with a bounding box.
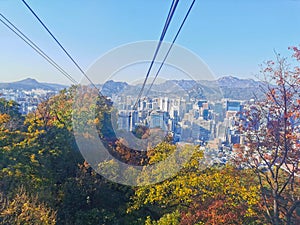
[3,85,299,170]
[0,88,57,114]
[1,86,247,153]
[114,95,247,151]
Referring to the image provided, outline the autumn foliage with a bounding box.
[1,46,300,224]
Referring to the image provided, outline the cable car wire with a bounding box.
[145,0,196,97]
[160,0,177,43]
[21,0,102,95]
[133,0,179,109]
[0,13,78,85]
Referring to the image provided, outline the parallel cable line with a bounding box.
[21,0,102,95]
[0,13,78,85]
[160,0,176,43]
[133,0,179,109]
[145,0,196,97]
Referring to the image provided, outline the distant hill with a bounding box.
[101,80,128,97]
[216,76,266,100]
[0,76,266,100]
[217,76,260,88]
[0,78,67,91]
[99,76,266,100]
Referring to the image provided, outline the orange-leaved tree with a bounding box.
[236,48,300,225]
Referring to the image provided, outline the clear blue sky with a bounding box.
[0,0,300,84]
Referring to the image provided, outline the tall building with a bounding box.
[197,100,208,108]
[226,100,242,112]
[117,110,138,131]
[159,97,169,112]
[149,110,168,130]
[117,110,131,131]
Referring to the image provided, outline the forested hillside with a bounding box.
[1,47,300,224]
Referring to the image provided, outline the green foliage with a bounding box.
[0,88,145,225]
[130,143,265,224]
[145,211,180,225]
[0,85,272,225]
[0,187,56,225]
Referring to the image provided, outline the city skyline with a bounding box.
[1,0,300,84]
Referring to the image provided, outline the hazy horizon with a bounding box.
[1,1,299,85]
[0,74,262,86]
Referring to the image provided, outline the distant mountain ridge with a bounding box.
[0,76,266,100]
[215,76,265,100]
[0,78,67,91]
[217,76,260,87]
[99,76,265,100]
